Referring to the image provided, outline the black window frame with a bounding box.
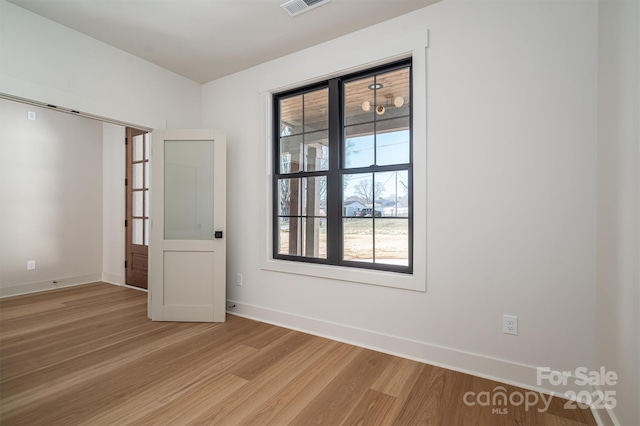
[273,58,413,274]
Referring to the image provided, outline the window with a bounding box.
[273,59,412,273]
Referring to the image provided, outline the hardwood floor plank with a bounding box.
[0,284,597,426]
[80,344,257,425]
[370,355,423,398]
[239,320,292,350]
[288,349,393,426]
[238,342,362,426]
[391,363,446,425]
[190,334,337,425]
[0,283,115,311]
[539,412,596,426]
[438,369,477,426]
[133,373,250,426]
[0,309,150,380]
[228,329,315,381]
[1,322,201,417]
[0,295,144,341]
[463,375,523,426]
[0,284,121,320]
[544,392,598,425]
[341,389,401,426]
[1,315,271,424]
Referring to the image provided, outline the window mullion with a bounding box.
[327,78,342,264]
[273,58,412,273]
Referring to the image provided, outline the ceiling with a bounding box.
[8,0,439,84]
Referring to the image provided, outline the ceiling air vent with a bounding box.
[280,0,330,17]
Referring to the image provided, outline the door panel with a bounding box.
[149,129,226,322]
[126,128,150,289]
[163,251,214,305]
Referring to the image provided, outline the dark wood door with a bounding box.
[125,127,150,289]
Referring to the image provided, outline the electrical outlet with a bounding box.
[235,274,243,287]
[27,260,36,270]
[503,314,518,335]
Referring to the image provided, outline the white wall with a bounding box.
[203,0,599,395]
[0,0,201,130]
[0,99,103,296]
[102,123,126,285]
[0,0,205,292]
[596,0,640,425]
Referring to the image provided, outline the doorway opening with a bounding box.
[125,127,150,289]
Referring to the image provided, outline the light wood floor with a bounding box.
[0,283,596,425]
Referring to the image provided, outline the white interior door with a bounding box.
[148,129,226,322]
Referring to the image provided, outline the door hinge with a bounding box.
[124,219,128,227]
[124,260,128,268]
[125,178,128,186]
[125,137,128,145]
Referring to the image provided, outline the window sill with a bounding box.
[260,258,425,292]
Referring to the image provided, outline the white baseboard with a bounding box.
[123,284,147,292]
[226,300,593,402]
[0,274,103,298]
[101,272,124,286]
[589,384,619,426]
[591,407,617,426]
[101,275,147,293]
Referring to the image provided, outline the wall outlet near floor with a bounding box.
[503,314,518,335]
[235,274,243,286]
[27,260,36,270]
